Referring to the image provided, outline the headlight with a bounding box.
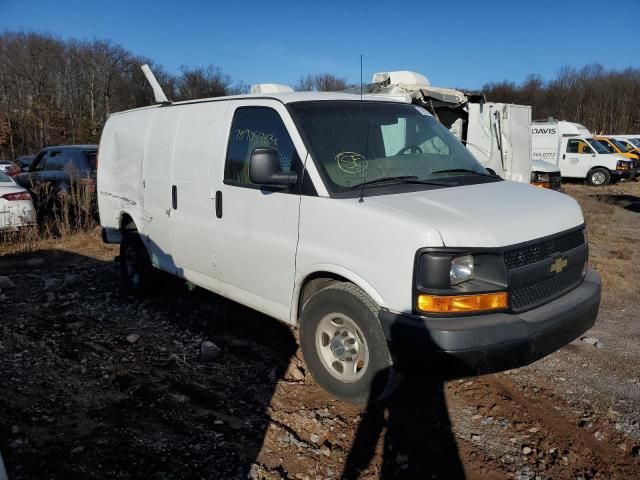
[450,254,474,285]
[530,172,550,183]
[616,160,631,170]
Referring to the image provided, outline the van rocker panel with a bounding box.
[379,268,600,375]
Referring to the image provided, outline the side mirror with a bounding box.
[249,148,297,186]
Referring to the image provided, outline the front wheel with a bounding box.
[587,168,610,186]
[299,282,400,404]
[120,231,155,296]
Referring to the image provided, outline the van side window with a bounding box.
[224,107,300,188]
[31,152,48,172]
[566,139,590,154]
[45,151,67,171]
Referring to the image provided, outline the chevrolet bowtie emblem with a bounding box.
[550,257,568,274]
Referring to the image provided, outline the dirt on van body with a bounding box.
[1,181,639,479]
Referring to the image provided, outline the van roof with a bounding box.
[110,91,407,116]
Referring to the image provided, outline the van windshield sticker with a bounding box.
[336,152,368,175]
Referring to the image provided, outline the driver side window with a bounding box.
[567,139,590,154]
[31,152,48,172]
[224,107,300,189]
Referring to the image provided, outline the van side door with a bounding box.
[214,102,308,322]
[168,102,229,280]
[142,108,180,274]
[561,139,592,178]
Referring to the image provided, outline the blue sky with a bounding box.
[1,0,639,89]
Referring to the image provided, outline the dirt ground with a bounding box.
[1,181,639,479]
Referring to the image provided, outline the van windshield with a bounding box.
[612,139,633,152]
[586,138,610,154]
[289,101,493,194]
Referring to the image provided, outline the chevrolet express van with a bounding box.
[594,136,640,162]
[530,120,634,186]
[98,79,601,404]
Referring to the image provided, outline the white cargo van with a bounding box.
[530,120,634,186]
[361,71,562,190]
[98,68,601,404]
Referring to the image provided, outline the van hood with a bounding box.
[367,180,584,248]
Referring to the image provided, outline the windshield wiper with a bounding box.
[347,176,452,190]
[430,168,498,178]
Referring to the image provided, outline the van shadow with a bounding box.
[342,322,466,479]
[591,193,640,213]
[0,247,297,479]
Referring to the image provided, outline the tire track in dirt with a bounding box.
[446,374,640,478]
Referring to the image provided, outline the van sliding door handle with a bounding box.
[215,190,222,218]
[172,185,177,209]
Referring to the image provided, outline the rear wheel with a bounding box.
[120,231,154,296]
[587,168,610,186]
[299,282,400,404]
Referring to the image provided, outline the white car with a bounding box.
[0,160,13,173]
[97,68,601,404]
[0,170,36,232]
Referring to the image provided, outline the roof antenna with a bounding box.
[141,64,171,105]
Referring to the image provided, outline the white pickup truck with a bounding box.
[97,68,601,404]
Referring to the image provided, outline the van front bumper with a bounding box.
[613,169,636,180]
[379,268,601,375]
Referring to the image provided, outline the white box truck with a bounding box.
[364,71,562,190]
[466,102,561,189]
[530,120,635,186]
[97,66,601,404]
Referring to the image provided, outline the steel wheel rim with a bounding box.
[592,172,606,185]
[315,313,369,383]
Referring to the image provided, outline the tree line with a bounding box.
[482,64,640,134]
[0,31,348,158]
[1,31,638,159]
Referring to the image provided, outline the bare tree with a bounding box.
[175,65,231,100]
[0,32,237,158]
[295,73,349,91]
[482,64,640,133]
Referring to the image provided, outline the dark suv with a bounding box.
[15,145,98,214]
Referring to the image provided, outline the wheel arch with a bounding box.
[292,266,386,325]
[119,211,137,231]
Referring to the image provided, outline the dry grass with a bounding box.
[565,181,640,299]
[0,179,97,256]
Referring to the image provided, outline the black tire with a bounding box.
[587,168,610,186]
[120,231,154,296]
[299,282,400,405]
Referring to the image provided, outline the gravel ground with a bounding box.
[0,182,639,479]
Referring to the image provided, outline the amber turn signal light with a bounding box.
[531,182,551,188]
[417,292,508,313]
